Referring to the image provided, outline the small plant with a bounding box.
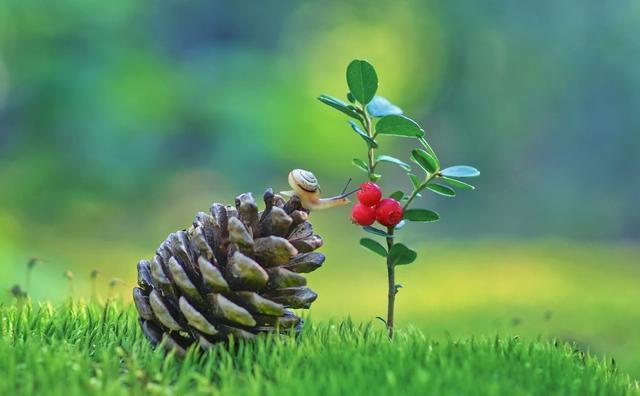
[319,59,480,338]
[25,257,43,294]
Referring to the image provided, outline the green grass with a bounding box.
[1,300,638,396]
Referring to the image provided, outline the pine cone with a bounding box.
[133,189,325,355]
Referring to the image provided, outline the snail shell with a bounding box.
[286,168,349,211]
[289,169,320,194]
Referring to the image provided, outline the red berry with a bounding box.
[357,182,382,206]
[375,198,404,227]
[351,202,376,226]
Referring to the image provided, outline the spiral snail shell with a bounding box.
[286,169,350,211]
[289,169,320,193]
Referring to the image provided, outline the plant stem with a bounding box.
[361,108,377,181]
[403,173,438,210]
[360,104,396,338]
[385,226,395,339]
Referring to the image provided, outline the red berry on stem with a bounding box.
[376,198,404,227]
[357,182,382,206]
[351,203,377,226]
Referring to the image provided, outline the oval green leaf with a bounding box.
[407,173,421,188]
[352,158,369,173]
[389,190,404,201]
[411,149,439,173]
[440,165,480,178]
[367,96,402,117]
[426,183,456,197]
[359,238,387,257]
[388,243,417,266]
[441,176,475,190]
[376,114,425,138]
[418,136,438,159]
[348,120,378,148]
[346,59,378,105]
[318,94,362,121]
[376,155,411,171]
[403,209,440,222]
[362,226,390,237]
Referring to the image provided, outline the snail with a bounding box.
[282,169,351,211]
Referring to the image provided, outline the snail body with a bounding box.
[283,169,350,211]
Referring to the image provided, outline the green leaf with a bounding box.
[367,96,402,117]
[426,183,456,197]
[318,94,362,121]
[352,158,369,173]
[440,165,480,178]
[346,59,378,105]
[388,243,417,266]
[407,173,421,188]
[403,209,440,222]
[376,115,425,138]
[376,155,411,171]
[441,176,476,190]
[362,226,390,237]
[348,120,378,148]
[411,149,439,173]
[359,238,387,257]
[346,92,356,104]
[389,190,404,201]
[370,173,382,182]
[418,136,437,158]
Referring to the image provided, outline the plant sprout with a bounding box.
[319,59,480,338]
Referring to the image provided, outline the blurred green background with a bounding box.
[1,0,639,376]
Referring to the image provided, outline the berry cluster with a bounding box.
[351,182,404,227]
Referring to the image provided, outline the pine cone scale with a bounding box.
[149,290,183,331]
[206,293,256,327]
[133,287,154,320]
[252,236,298,267]
[226,251,269,290]
[178,296,218,335]
[198,256,230,293]
[266,267,307,289]
[229,291,285,316]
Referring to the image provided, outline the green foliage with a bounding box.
[408,173,421,188]
[376,155,412,171]
[366,96,403,117]
[388,243,418,266]
[0,301,636,396]
[389,191,405,201]
[360,238,388,257]
[441,176,476,190]
[362,226,390,237]
[411,148,439,174]
[352,158,369,173]
[346,60,378,105]
[376,115,425,138]
[349,120,378,148]
[318,94,362,121]
[404,209,440,222]
[321,59,480,338]
[440,166,481,178]
[426,184,456,197]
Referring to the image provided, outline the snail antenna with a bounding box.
[340,187,361,198]
[340,177,353,195]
